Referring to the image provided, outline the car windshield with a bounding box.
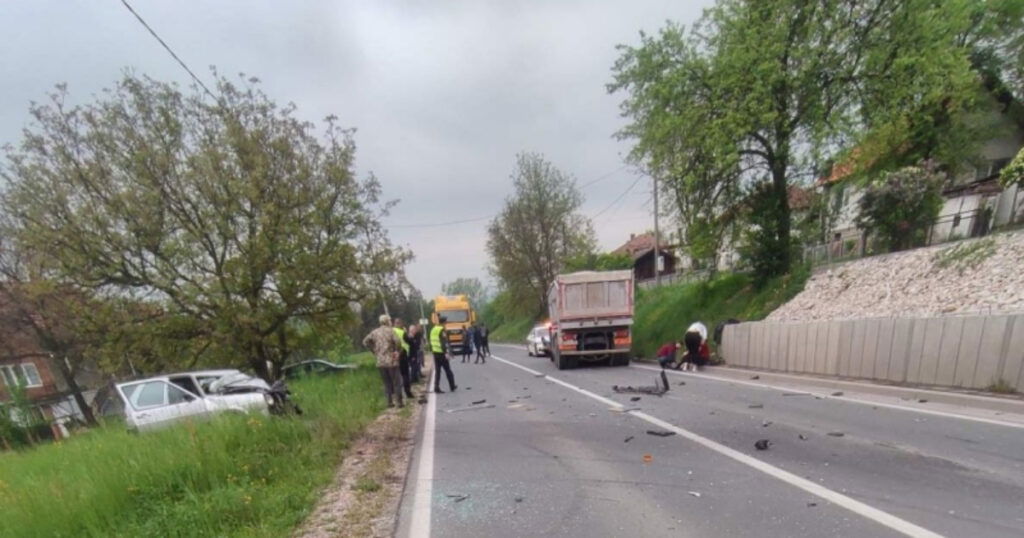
[439,310,469,322]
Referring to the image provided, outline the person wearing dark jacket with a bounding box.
[473,323,486,363]
[405,324,424,383]
[479,323,491,357]
[393,318,415,399]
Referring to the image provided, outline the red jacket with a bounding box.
[657,343,677,357]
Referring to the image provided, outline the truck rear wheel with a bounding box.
[556,351,574,370]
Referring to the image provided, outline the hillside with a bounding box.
[770,231,1024,322]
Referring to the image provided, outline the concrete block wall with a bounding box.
[721,313,1024,391]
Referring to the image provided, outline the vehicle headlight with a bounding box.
[263,393,275,407]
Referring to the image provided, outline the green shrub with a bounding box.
[0,354,383,537]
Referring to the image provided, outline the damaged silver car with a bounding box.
[115,369,298,432]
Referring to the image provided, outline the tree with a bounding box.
[855,164,945,252]
[487,153,596,316]
[611,0,983,279]
[564,252,633,272]
[1001,147,1024,187]
[1,73,409,380]
[441,277,489,312]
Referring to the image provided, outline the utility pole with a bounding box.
[653,174,661,286]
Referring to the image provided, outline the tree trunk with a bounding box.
[771,157,792,273]
[54,355,98,427]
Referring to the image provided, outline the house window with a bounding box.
[0,363,43,388]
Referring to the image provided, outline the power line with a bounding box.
[591,175,643,220]
[578,165,628,188]
[119,0,215,98]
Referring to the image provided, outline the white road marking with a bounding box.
[632,363,1024,430]
[491,354,944,538]
[407,384,437,537]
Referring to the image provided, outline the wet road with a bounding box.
[396,344,1024,537]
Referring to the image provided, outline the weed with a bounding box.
[933,238,996,273]
[353,477,381,493]
[987,378,1017,394]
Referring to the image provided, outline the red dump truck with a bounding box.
[547,270,634,370]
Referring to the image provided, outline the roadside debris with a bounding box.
[688,491,701,498]
[751,375,760,380]
[447,494,470,503]
[646,429,676,437]
[515,497,524,503]
[630,396,642,402]
[534,373,545,378]
[754,439,772,450]
[827,432,845,437]
[831,391,844,397]
[748,404,764,409]
[643,454,653,464]
[446,404,496,413]
[798,434,808,440]
[624,436,635,443]
[762,420,773,427]
[807,502,818,507]
[613,371,671,396]
[782,392,809,397]
[678,381,686,386]
[471,399,487,405]
[918,399,928,403]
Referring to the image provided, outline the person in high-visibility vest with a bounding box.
[430,316,457,393]
[393,318,415,400]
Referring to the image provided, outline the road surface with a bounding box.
[396,344,1024,537]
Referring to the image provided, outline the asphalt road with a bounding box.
[396,344,1024,537]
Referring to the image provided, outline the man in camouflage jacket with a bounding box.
[362,314,404,407]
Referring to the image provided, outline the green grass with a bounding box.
[632,267,811,358]
[932,237,997,273]
[0,353,384,537]
[489,315,536,343]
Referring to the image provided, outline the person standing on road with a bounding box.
[362,314,404,408]
[679,321,709,371]
[461,324,474,363]
[656,341,681,369]
[479,323,491,357]
[393,318,415,400]
[473,322,486,363]
[405,324,424,384]
[430,317,457,393]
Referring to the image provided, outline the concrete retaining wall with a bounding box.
[721,313,1024,391]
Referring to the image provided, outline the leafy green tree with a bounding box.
[486,153,596,316]
[441,277,489,312]
[740,182,796,284]
[564,252,633,272]
[1,73,408,380]
[1001,147,1024,187]
[855,164,945,252]
[611,0,984,279]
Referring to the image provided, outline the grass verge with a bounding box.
[633,267,811,358]
[0,353,384,537]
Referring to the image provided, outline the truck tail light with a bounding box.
[614,329,631,347]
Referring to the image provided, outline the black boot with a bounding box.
[434,387,445,393]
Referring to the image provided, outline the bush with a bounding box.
[856,163,944,252]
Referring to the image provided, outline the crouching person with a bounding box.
[656,341,681,369]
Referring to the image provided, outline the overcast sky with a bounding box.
[1,0,712,297]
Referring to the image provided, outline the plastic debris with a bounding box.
[613,372,670,396]
[918,399,928,403]
[515,497,524,503]
[748,404,764,409]
[831,391,844,397]
[630,396,642,402]
[472,399,487,405]
[751,375,760,380]
[754,439,772,450]
[678,381,686,386]
[827,432,845,437]
[688,491,701,498]
[447,494,470,503]
[643,454,653,464]
[647,429,676,437]
[446,404,496,413]
[798,434,808,440]
[762,420,773,427]
[807,502,818,507]
[624,436,635,443]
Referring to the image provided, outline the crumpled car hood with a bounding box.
[208,372,271,394]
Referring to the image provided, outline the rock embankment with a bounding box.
[769,231,1024,322]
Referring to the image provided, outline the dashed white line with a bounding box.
[490,354,944,538]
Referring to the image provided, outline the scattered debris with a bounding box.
[751,375,760,380]
[798,434,808,440]
[782,392,809,397]
[918,399,928,403]
[515,497,524,503]
[508,400,518,403]
[520,395,532,399]
[827,432,845,437]
[831,391,844,397]
[688,491,701,498]
[643,454,653,464]
[507,403,526,410]
[630,396,642,402]
[807,502,818,507]
[624,436,635,443]
[446,494,470,503]
[754,439,772,450]
[647,429,676,437]
[445,404,496,413]
[678,381,686,386]
[613,372,671,396]
[418,397,428,405]
[762,420,773,427]
[534,373,545,378]
[748,404,764,409]
[466,387,472,390]
[471,399,487,405]
[709,411,716,415]
[588,413,597,417]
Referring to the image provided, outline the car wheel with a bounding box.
[527,345,534,356]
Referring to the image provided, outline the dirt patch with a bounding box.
[294,388,423,538]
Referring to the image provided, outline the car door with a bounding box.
[118,380,209,431]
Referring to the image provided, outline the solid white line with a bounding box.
[632,364,1024,430]
[491,354,943,538]
[407,385,437,538]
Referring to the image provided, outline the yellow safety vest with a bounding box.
[430,325,444,353]
[394,327,409,353]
